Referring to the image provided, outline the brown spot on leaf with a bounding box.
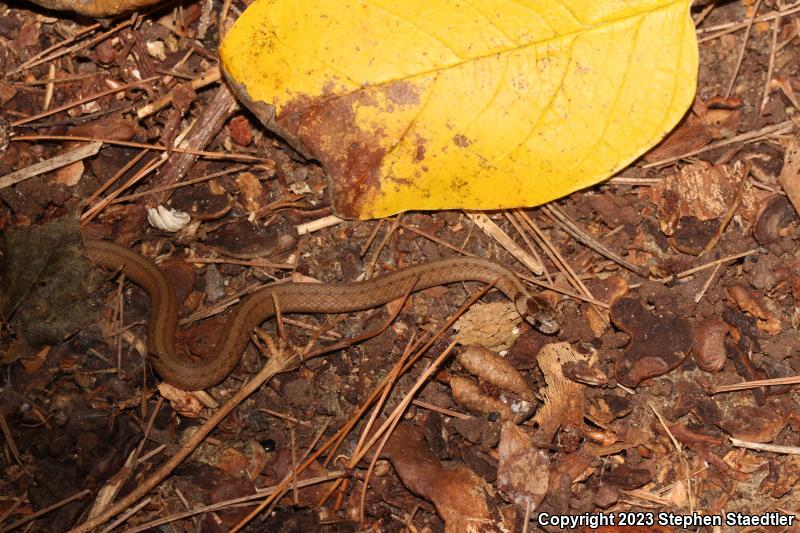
[610,297,693,387]
[382,80,419,106]
[453,133,471,147]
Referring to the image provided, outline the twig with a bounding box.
[708,374,800,394]
[759,4,782,115]
[730,437,800,455]
[296,215,345,235]
[0,141,101,190]
[641,120,795,168]
[694,263,721,304]
[655,248,762,282]
[697,1,800,42]
[0,414,31,477]
[699,163,751,256]
[724,0,762,98]
[137,66,222,119]
[465,211,544,274]
[358,342,457,526]
[1,490,89,533]
[121,472,345,533]
[146,84,239,211]
[11,78,158,127]
[543,204,645,277]
[68,350,301,532]
[11,135,266,162]
[650,405,695,513]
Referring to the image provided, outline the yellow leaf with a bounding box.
[221,0,698,219]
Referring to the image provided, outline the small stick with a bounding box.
[465,211,544,274]
[699,163,751,256]
[641,120,795,168]
[758,4,782,115]
[42,64,56,111]
[11,78,158,127]
[697,1,800,41]
[0,141,102,190]
[82,149,149,216]
[110,164,249,203]
[650,404,695,513]
[290,427,299,506]
[411,399,470,419]
[656,248,762,282]
[0,490,90,533]
[543,204,645,277]
[122,472,345,533]
[708,374,800,393]
[69,350,303,533]
[189,257,293,270]
[296,215,345,235]
[730,437,800,455]
[364,215,401,279]
[724,0,762,97]
[12,135,267,162]
[98,497,151,533]
[137,66,222,119]
[694,263,721,304]
[0,414,31,477]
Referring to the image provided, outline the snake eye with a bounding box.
[515,295,559,334]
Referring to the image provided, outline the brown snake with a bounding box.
[84,240,559,390]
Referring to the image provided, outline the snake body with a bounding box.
[84,240,558,390]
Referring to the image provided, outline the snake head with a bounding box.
[515,294,560,335]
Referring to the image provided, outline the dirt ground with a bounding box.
[1,0,800,531]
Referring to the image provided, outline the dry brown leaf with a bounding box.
[235,172,266,213]
[157,383,203,418]
[778,136,800,217]
[496,421,549,511]
[650,161,757,235]
[381,424,497,533]
[53,160,83,186]
[26,0,161,17]
[453,301,523,352]
[728,283,782,335]
[533,343,586,443]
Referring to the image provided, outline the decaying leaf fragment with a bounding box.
[610,297,693,387]
[221,0,698,219]
[497,421,549,511]
[380,424,499,532]
[453,302,524,352]
[532,343,587,444]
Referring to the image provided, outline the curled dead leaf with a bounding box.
[380,424,497,532]
[720,399,790,443]
[728,283,781,335]
[650,162,757,236]
[157,383,203,418]
[497,421,549,511]
[532,343,586,444]
[692,318,735,373]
